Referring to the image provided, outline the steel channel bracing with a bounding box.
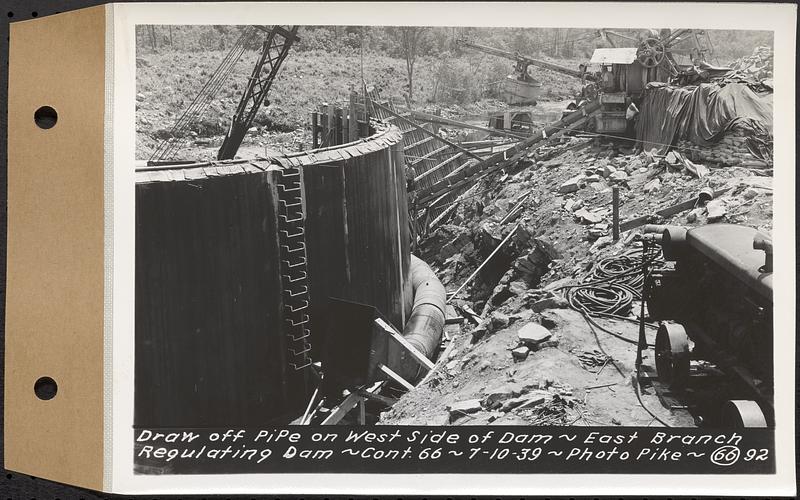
[277,167,313,370]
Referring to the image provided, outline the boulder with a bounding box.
[530,295,569,312]
[585,174,601,183]
[559,175,584,194]
[602,164,617,177]
[609,170,629,182]
[644,178,661,193]
[706,199,727,221]
[511,346,530,361]
[490,311,510,329]
[573,208,603,224]
[742,187,759,200]
[517,322,552,346]
[483,386,523,409]
[471,320,490,342]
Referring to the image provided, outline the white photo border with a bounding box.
[109,1,796,495]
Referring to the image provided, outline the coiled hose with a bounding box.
[564,246,672,427]
[559,246,665,345]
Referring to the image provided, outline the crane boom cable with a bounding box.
[150,26,257,160]
[152,31,249,159]
[154,29,252,159]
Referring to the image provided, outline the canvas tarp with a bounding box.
[635,82,773,153]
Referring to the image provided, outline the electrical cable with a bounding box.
[633,373,672,427]
[560,247,665,345]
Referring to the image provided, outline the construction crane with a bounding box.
[457,38,596,82]
[218,25,299,160]
[149,25,299,162]
[459,28,713,83]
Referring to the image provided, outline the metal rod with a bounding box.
[612,186,620,241]
[447,223,520,303]
[635,240,649,370]
[300,387,319,424]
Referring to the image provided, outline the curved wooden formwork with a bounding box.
[134,124,409,427]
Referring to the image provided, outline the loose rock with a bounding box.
[511,346,530,361]
[448,399,483,420]
[517,322,552,346]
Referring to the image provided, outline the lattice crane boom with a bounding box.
[218,25,299,160]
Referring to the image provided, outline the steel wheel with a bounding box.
[721,400,767,428]
[655,322,690,389]
[637,38,666,68]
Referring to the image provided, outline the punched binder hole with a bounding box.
[31,11,38,17]
[34,106,57,129]
[6,11,12,18]
[34,376,57,400]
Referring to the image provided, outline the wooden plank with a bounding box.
[417,337,459,387]
[409,109,527,140]
[408,145,451,168]
[406,135,436,151]
[374,318,435,371]
[372,101,482,161]
[414,152,464,183]
[618,188,729,232]
[417,108,599,206]
[378,363,416,391]
[428,183,479,229]
[321,392,362,425]
[355,388,397,407]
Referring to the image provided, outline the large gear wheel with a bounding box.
[637,37,667,68]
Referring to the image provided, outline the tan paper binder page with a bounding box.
[5,5,107,491]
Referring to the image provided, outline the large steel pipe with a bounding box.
[401,255,446,374]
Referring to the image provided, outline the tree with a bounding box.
[391,27,429,102]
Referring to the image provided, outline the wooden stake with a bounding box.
[349,92,359,140]
[311,112,319,149]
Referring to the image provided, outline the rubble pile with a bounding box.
[726,46,774,82]
[382,124,773,427]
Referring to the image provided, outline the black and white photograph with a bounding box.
[134,22,775,439]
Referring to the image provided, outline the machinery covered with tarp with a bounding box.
[636,81,772,153]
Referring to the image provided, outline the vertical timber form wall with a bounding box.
[134,124,408,428]
[310,91,481,235]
